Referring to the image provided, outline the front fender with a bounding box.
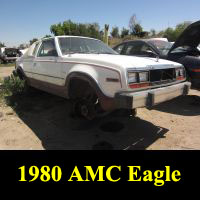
[65,63,122,98]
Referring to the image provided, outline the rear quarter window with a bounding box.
[32,43,40,56]
[24,43,39,57]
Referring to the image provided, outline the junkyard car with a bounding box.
[0,47,22,64]
[15,36,191,119]
[113,20,200,87]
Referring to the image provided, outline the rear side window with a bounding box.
[37,40,58,57]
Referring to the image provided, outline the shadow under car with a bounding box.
[5,90,169,150]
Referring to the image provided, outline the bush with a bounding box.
[1,75,25,96]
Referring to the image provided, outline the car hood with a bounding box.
[169,20,200,52]
[63,54,182,70]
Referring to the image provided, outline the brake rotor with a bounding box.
[73,99,96,120]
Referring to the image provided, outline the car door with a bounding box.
[33,39,63,86]
[22,42,40,79]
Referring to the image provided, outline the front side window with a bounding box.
[58,37,117,55]
[37,40,58,57]
[113,44,125,54]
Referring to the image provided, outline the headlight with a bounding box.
[139,72,149,82]
[128,71,149,84]
[180,68,184,76]
[128,72,137,83]
[175,68,185,77]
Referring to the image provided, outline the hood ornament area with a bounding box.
[156,55,160,62]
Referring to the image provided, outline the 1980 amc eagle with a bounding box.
[14,36,191,120]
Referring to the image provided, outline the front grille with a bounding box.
[150,68,176,85]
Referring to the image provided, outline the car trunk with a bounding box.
[169,21,200,52]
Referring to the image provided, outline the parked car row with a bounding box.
[14,34,191,120]
[113,20,200,88]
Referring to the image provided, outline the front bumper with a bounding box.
[115,82,191,109]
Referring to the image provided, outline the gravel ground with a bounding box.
[0,66,200,150]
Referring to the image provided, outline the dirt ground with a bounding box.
[0,66,200,150]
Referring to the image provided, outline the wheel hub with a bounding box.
[81,105,89,117]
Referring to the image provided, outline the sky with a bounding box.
[0,0,199,47]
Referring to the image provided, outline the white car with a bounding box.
[15,36,191,119]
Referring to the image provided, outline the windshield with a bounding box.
[58,37,118,55]
[149,40,173,55]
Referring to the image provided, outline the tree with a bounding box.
[150,29,156,37]
[128,14,143,37]
[43,35,52,38]
[129,14,137,35]
[50,20,102,40]
[134,24,143,36]
[0,42,5,47]
[111,26,119,38]
[29,38,38,45]
[163,27,176,41]
[50,23,65,36]
[157,30,165,37]
[18,44,28,49]
[162,21,191,42]
[174,21,191,39]
[121,27,129,38]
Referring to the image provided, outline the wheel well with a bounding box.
[67,73,116,112]
[68,78,95,99]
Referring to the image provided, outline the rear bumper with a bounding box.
[115,82,191,109]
